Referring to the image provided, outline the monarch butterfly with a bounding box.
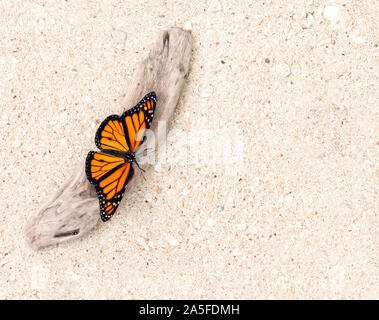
[85,92,157,221]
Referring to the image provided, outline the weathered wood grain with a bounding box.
[26,28,192,250]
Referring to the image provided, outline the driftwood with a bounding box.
[26,28,192,250]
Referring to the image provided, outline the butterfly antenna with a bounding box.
[134,159,146,173]
[135,147,156,162]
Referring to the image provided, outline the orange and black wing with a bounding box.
[86,151,133,221]
[95,114,130,152]
[122,92,156,152]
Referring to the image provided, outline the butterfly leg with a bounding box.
[134,158,145,173]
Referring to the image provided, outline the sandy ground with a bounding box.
[0,0,378,299]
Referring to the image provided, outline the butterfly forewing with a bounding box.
[95,115,130,152]
[122,92,156,152]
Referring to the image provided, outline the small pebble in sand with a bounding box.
[59,113,67,121]
[167,235,179,247]
[183,21,192,33]
[111,29,127,46]
[237,222,246,231]
[285,194,293,203]
[207,218,215,227]
[0,259,8,268]
[304,12,315,29]
[144,193,153,203]
[12,138,21,148]
[137,237,149,251]
[276,62,292,77]
[208,0,222,12]
[323,5,346,26]
[154,163,161,172]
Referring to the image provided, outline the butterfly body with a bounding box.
[85,92,156,221]
[99,149,136,163]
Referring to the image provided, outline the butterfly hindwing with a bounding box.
[85,151,133,221]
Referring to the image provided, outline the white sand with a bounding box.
[0,0,378,299]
